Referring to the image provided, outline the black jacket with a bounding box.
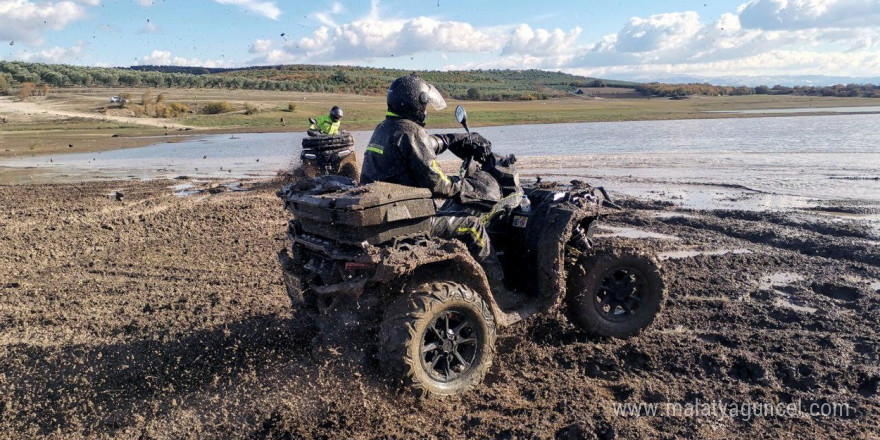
[360,116,471,198]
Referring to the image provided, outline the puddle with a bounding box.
[705,106,880,115]
[807,211,880,221]
[658,248,751,260]
[773,297,818,314]
[174,189,203,197]
[806,211,880,237]
[651,212,699,220]
[594,225,679,240]
[760,272,805,290]
[682,295,730,302]
[170,180,248,197]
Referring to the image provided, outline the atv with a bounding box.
[277,106,665,396]
[299,130,360,181]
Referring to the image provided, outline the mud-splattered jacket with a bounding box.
[360,114,471,198]
[309,114,341,135]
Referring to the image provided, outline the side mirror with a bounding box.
[455,105,469,134]
[309,118,317,125]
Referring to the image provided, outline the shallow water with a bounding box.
[2,113,879,214]
[706,105,880,115]
[658,248,751,260]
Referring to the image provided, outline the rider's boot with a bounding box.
[481,252,515,302]
[481,252,537,325]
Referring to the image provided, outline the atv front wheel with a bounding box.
[568,253,664,338]
[379,282,496,397]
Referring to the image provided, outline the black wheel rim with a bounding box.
[593,266,647,322]
[420,308,481,383]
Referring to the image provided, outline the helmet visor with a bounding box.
[423,84,447,111]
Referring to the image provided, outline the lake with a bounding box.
[2,112,879,212]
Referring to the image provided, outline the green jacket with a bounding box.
[310,114,341,135]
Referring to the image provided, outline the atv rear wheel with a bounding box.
[568,253,664,338]
[379,282,496,397]
[301,132,355,150]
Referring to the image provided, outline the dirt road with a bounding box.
[0,96,197,130]
[0,179,878,439]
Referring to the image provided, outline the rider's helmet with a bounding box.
[330,106,343,122]
[386,74,446,126]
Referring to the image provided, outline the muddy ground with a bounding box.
[0,178,878,439]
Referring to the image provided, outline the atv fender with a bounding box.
[525,199,591,311]
[375,238,508,327]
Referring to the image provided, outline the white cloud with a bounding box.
[0,0,89,44]
[614,11,703,53]
[249,38,272,53]
[739,0,880,30]
[288,16,502,63]
[139,49,172,64]
[211,0,280,20]
[716,13,741,32]
[311,3,345,29]
[14,41,87,63]
[568,49,880,79]
[133,0,154,6]
[262,49,295,64]
[501,24,582,57]
[137,20,160,34]
[540,2,880,81]
[138,50,235,68]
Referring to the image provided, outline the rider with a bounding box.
[308,106,343,135]
[360,74,507,285]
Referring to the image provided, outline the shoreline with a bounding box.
[2,91,879,159]
[4,109,880,161]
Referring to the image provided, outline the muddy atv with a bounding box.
[277,107,664,396]
[299,131,360,181]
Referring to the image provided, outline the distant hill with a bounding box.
[615,73,880,88]
[3,61,876,100]
[129,64,640,100]
[2,61,636,101]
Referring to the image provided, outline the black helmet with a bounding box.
[330,106,343,121]
[386,74,446,126]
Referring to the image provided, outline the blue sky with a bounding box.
[1,0,879,82]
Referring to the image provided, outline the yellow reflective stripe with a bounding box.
[431,159,450,184]
[456,227,485,246]
[386,111,400,117]
[366,146,384,154]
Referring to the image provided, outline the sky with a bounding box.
[1,0,879,83]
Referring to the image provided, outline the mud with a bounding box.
[1,179,878,439]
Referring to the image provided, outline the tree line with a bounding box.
[0,61,632,101]
[2,61,877,100]
[635,82,879,98]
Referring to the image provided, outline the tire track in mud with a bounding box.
[1,180,879,439]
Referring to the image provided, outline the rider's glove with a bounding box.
[441,132,492,162]
[464,133,492,162]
